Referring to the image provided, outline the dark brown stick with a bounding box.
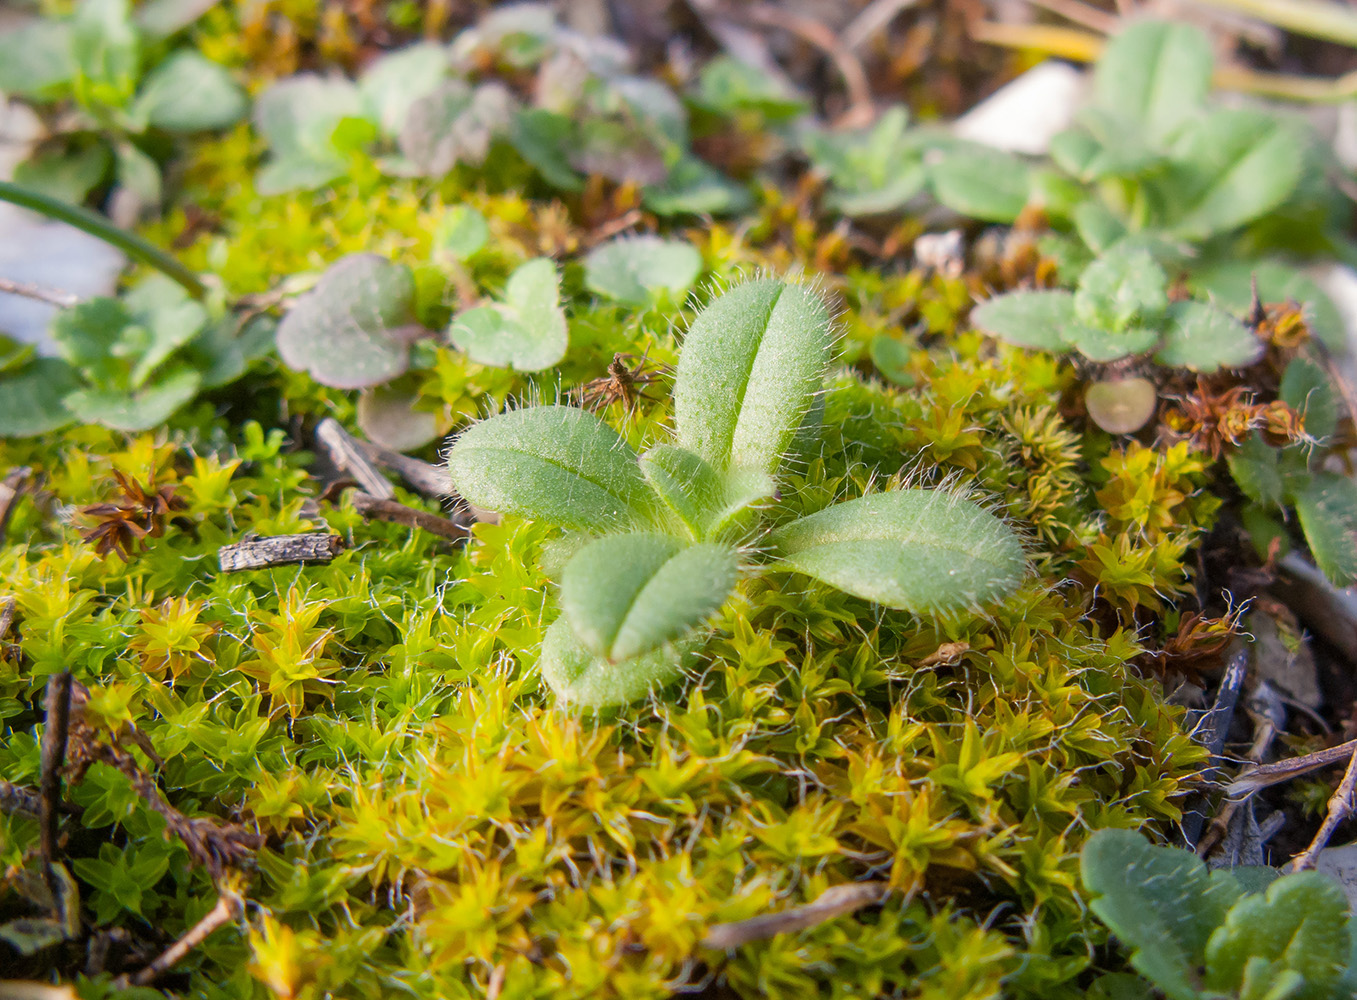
[39,672,73,919]
[315,418,396,500]
[701,882,888,949]
[218,532,345,572]
[349,492,472,541]
[121,891,242,986]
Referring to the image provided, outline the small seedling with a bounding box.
[1081,829,1357,1000]
[447,278,1027,707]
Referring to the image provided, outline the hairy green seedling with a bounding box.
[448,278,1027,706]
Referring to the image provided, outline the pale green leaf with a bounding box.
[447,257,567,371]
[926,143,1030,223]
[673,279,833,477]
[1093,20,1213,144]
[1155,301,1262,372]
[64,367,201,431]
[0,20,74,98]
[445,405,657,532]
[538,617,702,709]
[584,236,702,306]
[1295,472,1357,586]
[358,42,449,135]
[134,51,248,132]
[561,533,738,662]
[0,359,78,437]
[971,291,1075,352]
[769,490,1026,613]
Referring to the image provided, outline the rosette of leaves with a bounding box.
[0,275,272,437]
[446,278,1027,707]
[1081,829,1357,1000]
[973,245,1262,432]
[1227,358,1357,586]
[0,0,247,209]
[1039,20,1321,262]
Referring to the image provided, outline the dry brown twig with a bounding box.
[1227,737,1357,798]
[0,276,81,308]
[315,417,396,500]
[117,889,244,987]
[39,672,73,922]
[744,4,875,127]
[700,882,889,950]
[218,531,345,572]
[1289,743,1357,872]
[348,491,473,542]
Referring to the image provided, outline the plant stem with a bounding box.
[1193,0,1357,47]
[0,180,206,299]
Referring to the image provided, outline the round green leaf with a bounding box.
[356,381,444,452]
[970,291,1075,352]
[276,254,422,389]
[1074,248,1168,332]
[445,405,656,532]
[1154,301,1262,372]
[447,257,567,371]
[0,359,78,437]
[64,367,201,432]
[433,205,490,264]
[561,533,739,662]
[925,143,1030,223]
[769,489,1026,613]
[584,236,702,306]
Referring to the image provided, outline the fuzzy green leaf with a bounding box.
[1169,110,1306,240]
[1082,829,1242,1000]
[399,81,515,176]
[584,236,703,306]
[1093,20,1213,144]
[1203,872,1349,999]
[253,75,365,194]
[1074,248,1169,333]
[1155,301,1262,372]
[673,279,833,478]
[769,490,1025,614]
[134,52,248,132]
[971,291,1076,352]
[0,359,78,437]
[446,405,657,532]
[643,156,752,216]
[639,444,775,540]
[1295,472,1357,586]
[539,617,702,708]
[276,254,422,389]
[1063,324,1159,363]
[1187,259,1345,350]
[925,143,1030,223]
[1228,435,1285,508]
[561,533,739,662]
[1280,357,1337,442]
[447,257,567,371]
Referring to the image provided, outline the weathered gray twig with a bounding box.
[349,491,472,541]
[315,418,396,500]
[119,890,242,986]
[218,532,345,572]
[1227,737,1357,798]
[1272,552,1357,664]
[0,276,80,308]
[0,777,43,815]
[1290,741,1357,871]
[352,438,454,498]
[701,882,888,950]
[39,672,73,925]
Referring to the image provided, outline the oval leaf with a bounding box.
[925,143,1030,223]
[769,490,1025,613]
[134,51,248,132]
[1093,20,1213,144]
[673,279,833,477]
[539,616,700,708]
[561,533,738,662]
[1295,472,1357,587]
[276,254,422,389]
[445,405,656,532]
[971,291,1075,352]
[584,236,703,306]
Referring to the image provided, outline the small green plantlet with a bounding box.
[0,0,247,209]
[0,275,271,437]
[447,278,1027,707]
[801,106,928,217]
[447,257,568,371]
[1040,19,1321,263]
[1081,829,1357,1000]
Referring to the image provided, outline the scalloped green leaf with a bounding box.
[276,254,422,389]
[447,257,567,371]
[445,405,656,532]
[1154,301,1262,372]
[1093,20,1213,144]
[1227,434,1285,507]
[584,236,702,306]
[561,533,739,662]
[1203,872,1348,998]
[64,367,201,432]
[538,617,703,709]
[769,490,1025,613]
[1295,472,1357,586]
[673,279,833,477]
[0,359,79,437]
[1074,248,1168,333]
[253,74,365,194]
[1063,323,1159,363]
[1082,829,1242,1000]
[971,291,1075,352]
